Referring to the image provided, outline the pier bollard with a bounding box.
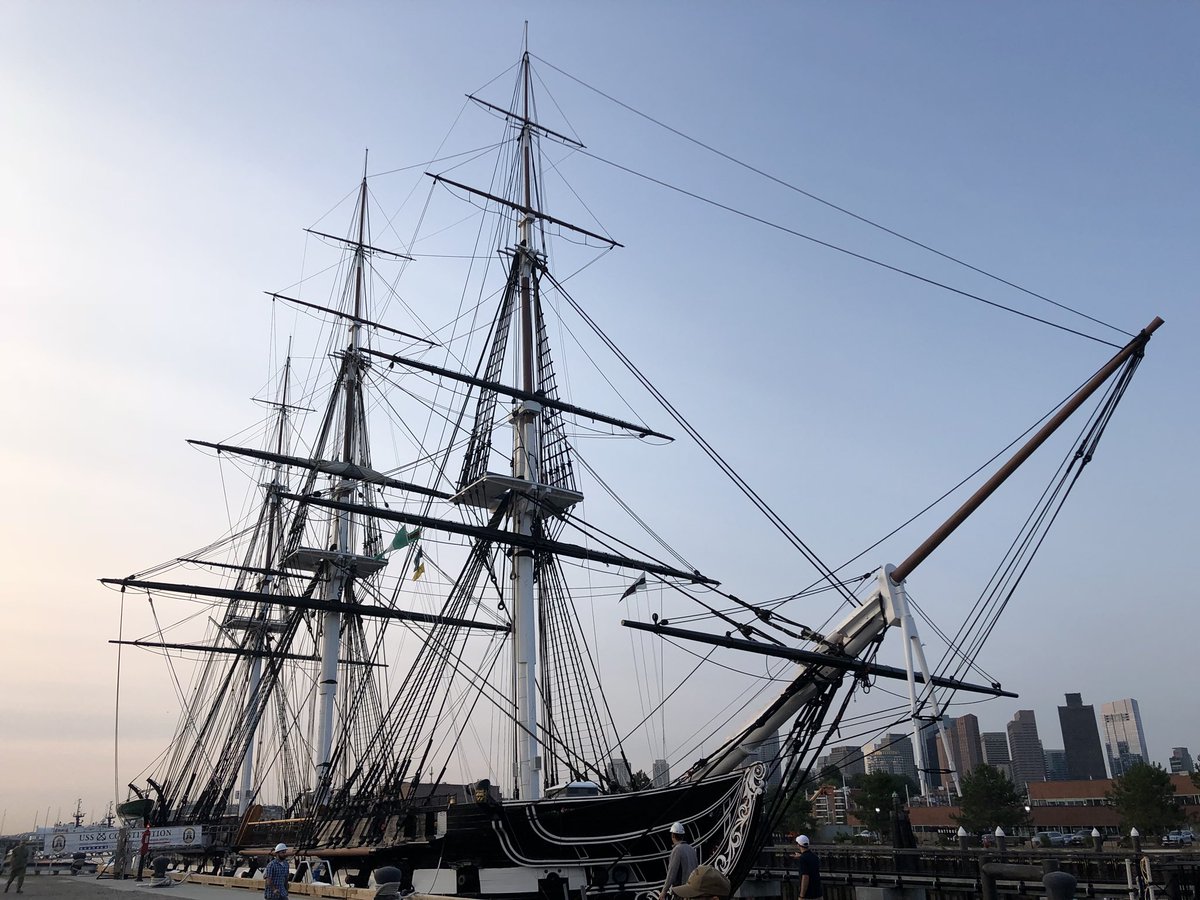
[1043,869,1077,899]
[1091,828,1102,852]
[995,827,1007,855]
[1130,827,1141,855]
[373,865,404,900]
[958,826,969,851]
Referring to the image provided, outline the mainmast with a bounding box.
[314,160,370,795]
[512,48,542,801]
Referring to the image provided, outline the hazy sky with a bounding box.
[1,2,1197,829]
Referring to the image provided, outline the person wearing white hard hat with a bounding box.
[263,843,290,899]
[659,822,698,900]
[792,835,822,898]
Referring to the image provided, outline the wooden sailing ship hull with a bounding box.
[240,765,767,896]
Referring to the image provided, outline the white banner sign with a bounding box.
[43,825,205,856]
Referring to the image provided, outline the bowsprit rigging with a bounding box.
[101,35,1163,899]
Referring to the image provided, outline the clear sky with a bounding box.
[1,2,1196,829]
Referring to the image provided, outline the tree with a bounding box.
[1107,762,1183,835]
[818,764,844,787]
[771,787,817,836]
[953,764,1030,834]
[853,772,911,838]
[630,769,652,791]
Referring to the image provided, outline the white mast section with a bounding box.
[894,581,960,796]
[512,48,542,801]
[315,167,369,795]
[238,655,264,816]
[239,356,291,817]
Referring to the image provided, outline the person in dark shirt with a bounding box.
[793,835,822,899]
[4,842,30,894]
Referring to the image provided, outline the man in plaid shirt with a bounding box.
[264,843,290,899]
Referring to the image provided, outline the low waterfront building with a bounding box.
[907,773,1200,839]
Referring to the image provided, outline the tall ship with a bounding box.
[102,40,1161,896]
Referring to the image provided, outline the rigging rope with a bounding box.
[531,53,1130,341]
[543,265,862,609]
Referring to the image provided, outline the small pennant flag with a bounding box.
[412,547,426,581]
[619,572,647,601]
[375,527,421,560]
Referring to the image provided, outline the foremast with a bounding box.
[314,163,371,798]
[237,355,293,817]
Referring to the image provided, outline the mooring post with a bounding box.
[1043,868,1077,899]
[958,826,969,851]
[1092,827,1103,852]
[995,827,1007,855]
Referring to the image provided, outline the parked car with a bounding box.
[1066,830,1093,846]
[1162,830,1195,846]
[1033,831,1067,847]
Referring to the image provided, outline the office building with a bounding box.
[920,721,945,790]
[1044,749,1069,781]
[982,731,1014,781]
[864,733,918,786]
[1100,699,1149,776]
[745,730,783,791]
[826,745,866,778]
[652,758,671,788]
[1007,709,1047,791]
[808,783,852,827]
[937,714,983,778]
[606,758,632,789]
[1168,747,1194,775]
[1058,692,1108,779]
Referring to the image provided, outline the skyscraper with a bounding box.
[982,731,1013,781]
[920,720,945,790]
[1007,709,1046,792]
[1044,749,1068,781]
[1058,692,1107,779]
[864,733,918,786]
[938,714,984,778]
[745,729,783,791]
[1169,748,1194,775]
[826,745,866,779]
[1100,699,1149,776]
[606,758,632,789]
[652,758,671,788]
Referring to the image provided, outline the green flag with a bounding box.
[375,527,421,560]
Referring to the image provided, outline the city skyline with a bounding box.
[850,691,1189,791]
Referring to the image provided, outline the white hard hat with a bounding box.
[670,822,685,835]
[274,843,289,853]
